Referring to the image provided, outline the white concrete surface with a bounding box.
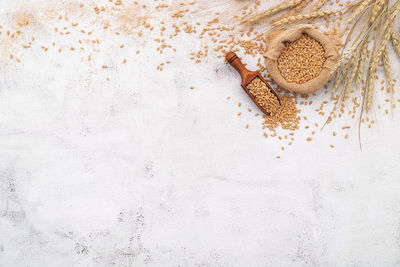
[1,0,400,266]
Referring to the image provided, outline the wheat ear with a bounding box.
[312,0,328,11]
[273,9,339,26]
[382,1,400,30]
[347,0,373,23]
[392,31,400,59]
[332,71,346,94]
[247,0,303,24]
[366,21,395,110]
[343,56,360,100]
[366,65,377,111]
[270,0,312,24]
[291,0,313,13]
[387,2,400,57]
[370,0,385,22]
[356,44,368,89]
[383,48,394,95]
[332,56,354,94]
[331,45,357,77]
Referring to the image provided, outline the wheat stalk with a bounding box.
[332,2,383,83]
[322,0,400,122]
[246,0,303,24]
[273,9,339,26]
[338,1,399,104]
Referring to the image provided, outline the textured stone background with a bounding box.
[1,0,400,266]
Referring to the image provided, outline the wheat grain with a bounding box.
[246,77,280,114]
[273,9,339,26]
[247,0,304,24]
[277,34,326,84]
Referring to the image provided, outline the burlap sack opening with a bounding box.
[264,25,340,94]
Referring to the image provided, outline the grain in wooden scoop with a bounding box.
[246,77,280,115]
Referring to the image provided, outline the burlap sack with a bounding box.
[264,25,340,94]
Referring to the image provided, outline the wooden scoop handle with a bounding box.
[226,51,259,88]
[226,51,248,76]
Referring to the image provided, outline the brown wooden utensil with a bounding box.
[225,51,281,115]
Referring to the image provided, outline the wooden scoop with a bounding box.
[225,51,281,115]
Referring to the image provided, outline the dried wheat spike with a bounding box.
[370,0,385,22]
[383,48,394,95]
[374,22,395,62]
[270,0,312,23]
[347,0,373,23]
[382,2,400,30]
[312,0,328,11]
[273,9,339,26]
[356,44,367,89]
[367,20,395,110]
[343,56,360,100]
[247,0,303,24]
[331,45,356,77]
[332,57,353,94]
[391,31,400,59]
[290,0,313,14]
